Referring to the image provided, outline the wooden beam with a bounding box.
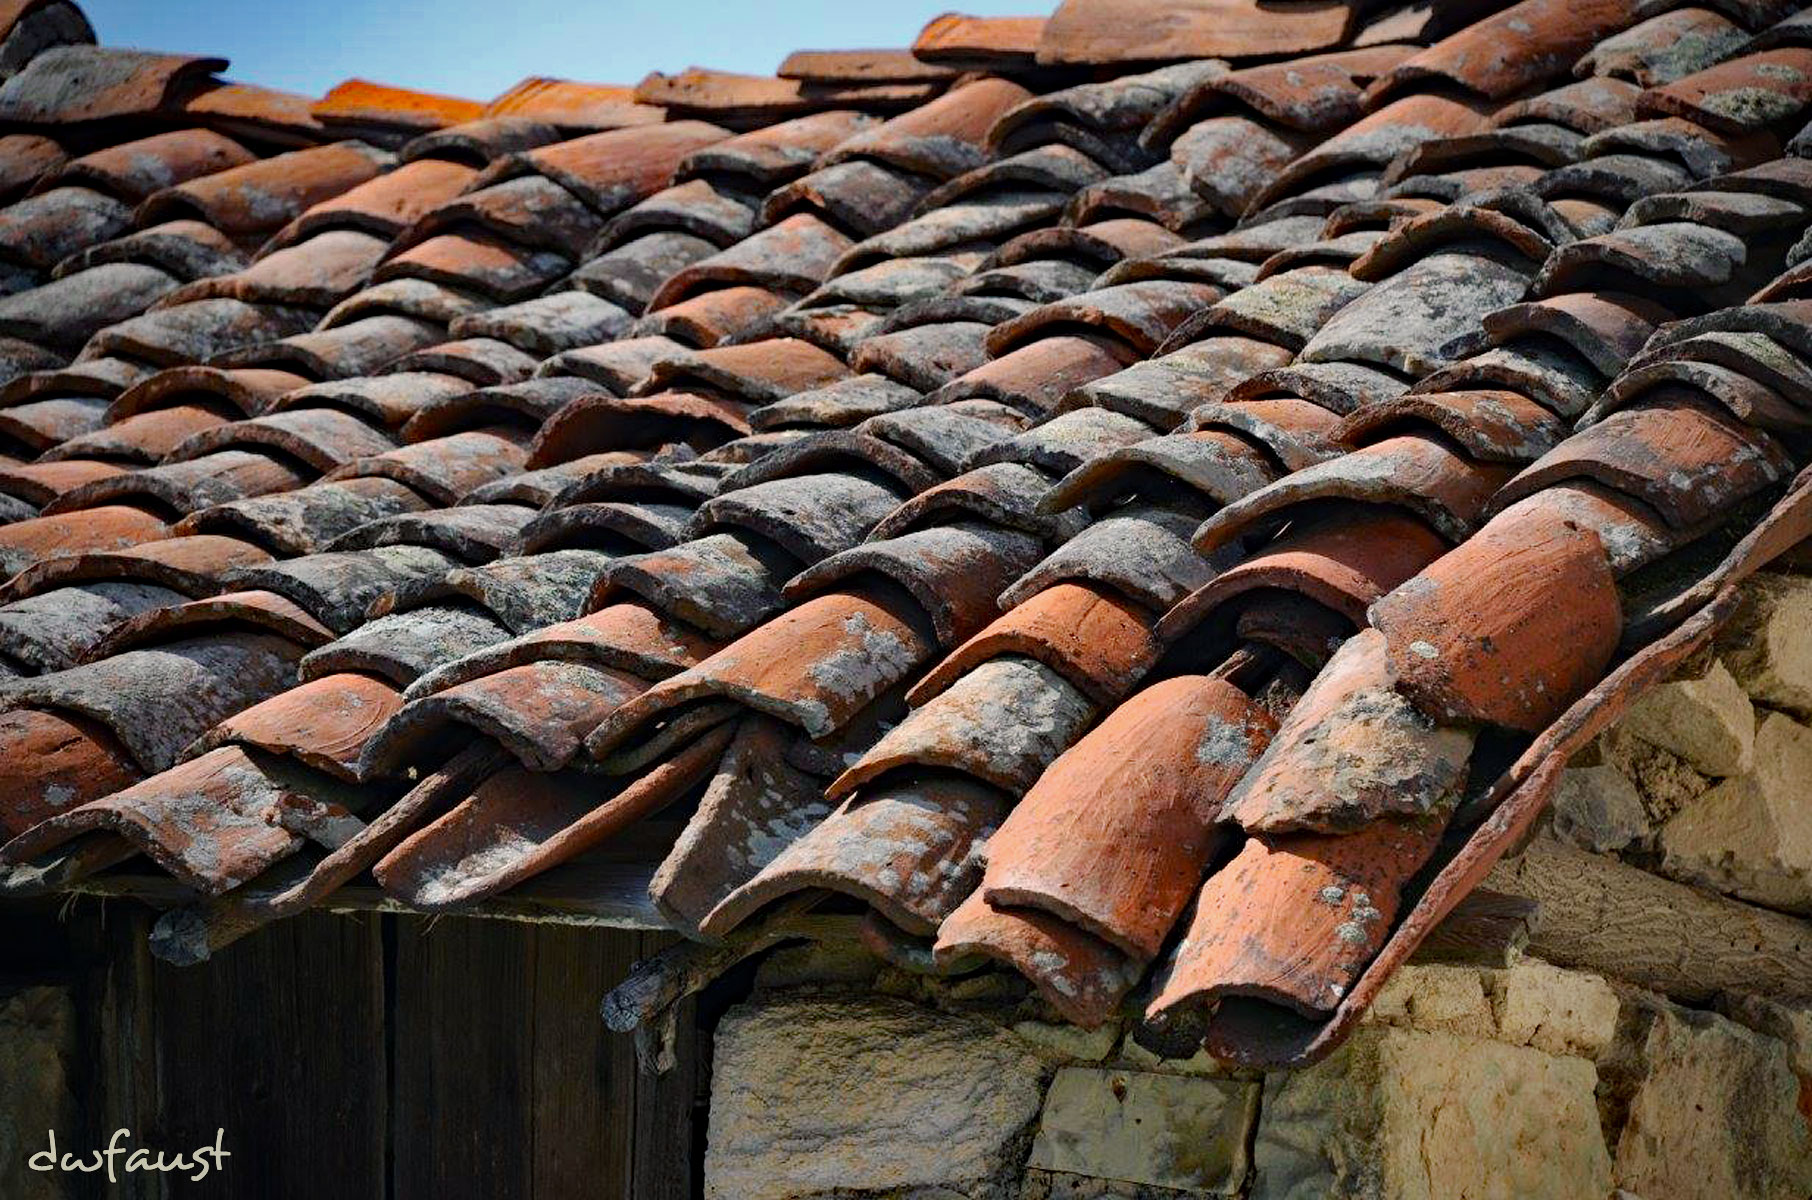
[1408,888,1539,969]
[1485,836,1812,1003]
[61,856,668,931]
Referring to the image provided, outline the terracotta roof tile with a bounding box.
[167,228,388,307]
[213,313,440,379]
[399,116,564,168]
[823,76,1033,178]
[1368,0,1639,106]
[912,13,1047,70]
[1,743,362,894]
[227,545,456,633]
[0,0,93,72]
[0,394,105,453]
[267,158,479,249]
[10,0,1812,1075]
[55,218,246,281]
[43,128,253,202]
[81,587,333,661]
[0,707,134,838]
[46,403,231,464]
[778,48,958,85]
[177,81,325,145]
[632,68,940,128]
[1038,0,1358,66]
[0,184,130,269]
[0,492,162,560]
[189,669,402,781]
[711,773,1005,938]
[0,45,222,124]
[1577,7,1750,87]
[482,77,662,132]
[0,260,178,349]
[1149,814,1445,1020]
[0,133,65,204]
[1639,45,1812,136]
[370,744,717,909]
[45,447,311,516]
[166,407,396,471]
[178,476,427,557]
[137,141,394,242]
[649,213,853,308]
[0,629,304,772]
[640,714,821,934]
[935,888,1139,1027]
[301,602,512,688]
[310,78,485,144]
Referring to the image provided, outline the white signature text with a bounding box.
[29,1128,230,1182]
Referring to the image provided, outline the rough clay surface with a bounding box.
[704,995,1052,1200]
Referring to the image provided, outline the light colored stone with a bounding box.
[704,995,1050,1200]
[1613,1007,1812,1200]
[1027,1067,1259,1194]
[1250,1027,1612,1200]
[1366,964,1496,1039]
[1602,730,1711,825]
[1620,659,1755,777]
[1013,1020,1121,1062]
[1116,1034,1232,1077]
[1717,993,1812,1078]
[1552,763,1653,853]
[0,987,75,1200]
[753,940,882,989]
[1720,573,1812,719]
[1487,959,1621,1060]
[1022,1170,1192,1198]
[1658,710,1812,914]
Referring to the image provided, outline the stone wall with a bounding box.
[703,957,1812,1200]
[700,572,1812,1200]
[1554,572,1812,912]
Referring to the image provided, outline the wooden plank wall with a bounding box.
[39,903,700,1200]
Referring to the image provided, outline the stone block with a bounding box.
[1023,1167,1217,1197]
[1488,959,1621,1060]
[1116,1035,1233,1078]
[753,940,882,989]
[1027,1067,1259,1194]
[1013,1019,1121,1062]
[1612,1007,1812,1200]
[704,995,1051,1200]
[1720,573,1812,719]
[1620,659,1754,777]
[1366,964,1496,1039]
[1250,1027,1612,1200]
[1552,763,1652,853]
[1717,993,1812,1078]
[0,987,75,1200]
[1602,730,1711,825]
[1658,710,1812,914]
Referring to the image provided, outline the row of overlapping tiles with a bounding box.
[0,0,1810,1067]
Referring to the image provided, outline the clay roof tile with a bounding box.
[0,44,223,124]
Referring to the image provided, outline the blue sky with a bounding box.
[81,1,1035,102]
